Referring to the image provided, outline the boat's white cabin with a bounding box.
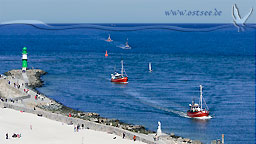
[189,103,201,112]
[111,72,123,79]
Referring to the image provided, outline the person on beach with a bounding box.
[30,124,32,130]
[6,133,8,139]
[133,135,136,141]
[122,133,125,139]
[12,133,17,138]
[74,126,76,132]
[77,124,80,132]
[154,134,158,141]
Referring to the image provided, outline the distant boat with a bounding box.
[149,62,152,72]
[105,34,113,42]
[187,85,210,118]
[111,60,128,83]
[123,38,131,49]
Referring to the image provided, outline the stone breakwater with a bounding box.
[4,69,46,88]
[0,69,202,144]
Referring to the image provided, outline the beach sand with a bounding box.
[0,108,145,144]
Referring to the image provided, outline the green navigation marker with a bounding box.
[22,47,28,71]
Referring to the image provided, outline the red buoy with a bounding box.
[105,50,108,57]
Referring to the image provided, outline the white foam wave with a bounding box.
[191,115,213,119]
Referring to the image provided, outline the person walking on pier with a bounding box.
[133,135,136,141]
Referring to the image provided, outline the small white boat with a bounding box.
[122,38,131,49]
[105,34,113,42]
[149,62,152,72]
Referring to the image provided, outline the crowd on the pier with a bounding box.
[0,75,46,106]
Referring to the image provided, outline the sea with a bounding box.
[0,24,255,144]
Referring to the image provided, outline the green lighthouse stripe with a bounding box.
[22,60,27,68]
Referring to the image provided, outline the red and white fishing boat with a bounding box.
[187,85,209,118]
[105,34,113,42]
[111,60,128,83]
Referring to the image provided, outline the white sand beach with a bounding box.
[0,108,145,144]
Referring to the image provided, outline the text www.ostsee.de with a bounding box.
[165,8,222,16]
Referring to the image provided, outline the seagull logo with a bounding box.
[232,4,253,32]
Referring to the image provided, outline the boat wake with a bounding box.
[117,45,132,50]
[123,89,190,118]
[152,104,190,118]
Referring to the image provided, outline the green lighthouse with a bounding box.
[22,47,28,71]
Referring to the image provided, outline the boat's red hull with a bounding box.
[111,77,128,83]
[187,111,209,118]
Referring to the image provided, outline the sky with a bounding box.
[0,0,255,23]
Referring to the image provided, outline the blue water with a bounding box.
[0,24,255,144]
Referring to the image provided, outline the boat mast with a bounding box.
[121,60,124,76]
[200,85,203,110]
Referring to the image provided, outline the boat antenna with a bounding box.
[200,85,203,110]
[121,60,124,76]
[203,97,209,110]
